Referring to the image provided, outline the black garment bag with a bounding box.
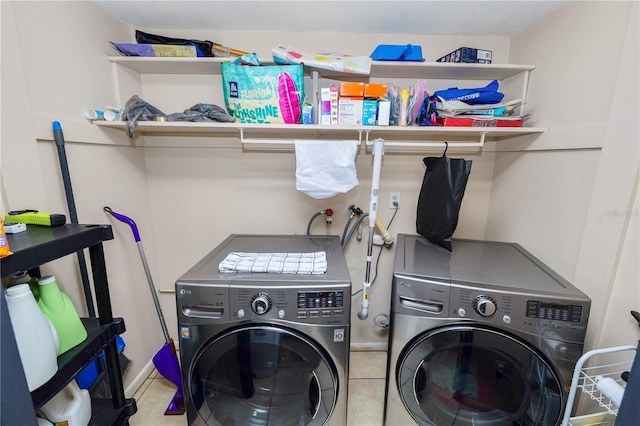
[416,143,472,251]
[135,30,215,56]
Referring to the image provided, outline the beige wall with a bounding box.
[2,0,638,395]
[1,1,161,395]
[133,30,510,350]
[498,0,639,350]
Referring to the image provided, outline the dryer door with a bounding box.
[397,325,563,426]
[188,324,338,426]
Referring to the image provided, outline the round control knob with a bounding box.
[237,309,245,318]
[251,293,273,315]
[473,295,497,317]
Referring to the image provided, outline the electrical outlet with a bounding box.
[390,192,400,209]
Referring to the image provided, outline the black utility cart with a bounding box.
[1,224,136,425]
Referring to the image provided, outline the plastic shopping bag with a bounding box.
[416,148,472,251]
[272,45,372,75]
[221,63,304,124]
[433,80,504,105]
[295,140,359,199]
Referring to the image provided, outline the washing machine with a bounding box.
[176,234,351,426]
[384,234,591,426]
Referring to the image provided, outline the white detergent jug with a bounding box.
[40,381,91,426]
[5,284,60,391]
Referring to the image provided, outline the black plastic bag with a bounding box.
[416,145,472,251]
[135,30,214,57]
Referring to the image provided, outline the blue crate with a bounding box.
[76,335,125,389]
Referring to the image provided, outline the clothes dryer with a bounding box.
[384,234,591,426]
[177,234,351,426]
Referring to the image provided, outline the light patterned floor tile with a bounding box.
[349,351,388,379]
[347,378,386,426]
[129,378,184,425]
[132,377,153,401]
[131,352,390,425]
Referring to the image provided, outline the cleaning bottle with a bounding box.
[40,381,91,426]
[6,271,40,301]
[4,284,60,391]
[37,275,88,355]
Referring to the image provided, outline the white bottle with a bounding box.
[5,284,60,391]
[40,381,91,426]
[595,375,625,407]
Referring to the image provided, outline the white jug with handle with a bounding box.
[40,381,91,426]
[5,284,60,391]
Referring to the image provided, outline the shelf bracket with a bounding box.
[364,129,487,149]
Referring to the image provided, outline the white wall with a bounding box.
[1,1,162,394]
[2,0,637,397]
[0,0,508,390]
[494,0,639,350]
[132,29,510,349]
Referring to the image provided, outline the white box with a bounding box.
[377,99,390,126]
[330,86,339,125]
[338,98,363,126]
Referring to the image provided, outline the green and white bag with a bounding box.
[221,63,304,124]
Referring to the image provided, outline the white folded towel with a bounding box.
[219,251,327,274]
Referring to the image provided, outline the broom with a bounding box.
[103,206,184,415]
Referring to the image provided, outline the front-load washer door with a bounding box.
[397,325,563,426]
[189,324,338,426]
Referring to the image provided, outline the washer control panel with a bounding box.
[297,290,345,321]
[229,287,349,325]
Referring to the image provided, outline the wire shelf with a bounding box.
[575,362,630,415]
[563,345,637,426]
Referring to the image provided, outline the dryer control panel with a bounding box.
[450,284,590,343]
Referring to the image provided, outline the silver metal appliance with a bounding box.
[384,234,591,426]
[176,234,351,426]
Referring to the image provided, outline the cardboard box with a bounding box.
[320,87,331,125]
[338,83,364,125]
[339,97,364,126]
[362,100,378,126]
[339,82,365,97]
[377,99,391,126]
[330,85,339,125]
[364,83,388,98]
[436,47,492,64]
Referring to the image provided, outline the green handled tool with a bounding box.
[5,210,66,227]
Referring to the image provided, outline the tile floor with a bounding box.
[130,351,388,426]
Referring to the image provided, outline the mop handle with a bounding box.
[104,207,141,242]
[104,206,171,342]
[359,138,384,321]
[136,242,171,342]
